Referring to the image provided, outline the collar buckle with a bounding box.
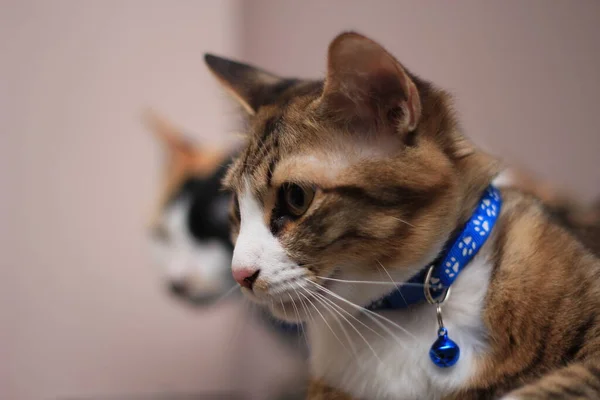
[423,264,451,305]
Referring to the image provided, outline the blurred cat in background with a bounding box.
[145,110,234,303]
[144,110,308,400]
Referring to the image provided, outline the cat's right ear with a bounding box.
[319,32,421,135]
[142,109,196,157]
[142,109,229,177]
[204,54,289,115]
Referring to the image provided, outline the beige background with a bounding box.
[2,1,599,399]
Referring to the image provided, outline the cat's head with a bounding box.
[205,32,500,321]
[145,111,234,305]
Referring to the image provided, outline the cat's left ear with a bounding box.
[204,54,294,115]
[320,32,421,135]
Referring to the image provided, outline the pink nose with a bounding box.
[232,267,260,290]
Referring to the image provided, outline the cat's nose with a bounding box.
[170,281,188,296]
[232,267,260,290]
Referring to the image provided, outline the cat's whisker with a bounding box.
[291,290,311,349]
[311,286,407,348]
[305,278,416,340]
[287,293,304,347]
[303,289,376,370]
[389,216,416,228]
[376,260,408,306]
[310,289,386,341]
[313,276,430,288]
[279,297,289,320]
[305,291,410,375]
[298,287,357,359]
[214,284,240,304]
[298,287,353,357]
[214,161,233,170]
[297,289,316,325]
[296,290,312,322]
[302,287,383,366]
[310,280,411,345]
[247,127,272,164]
[237,161,261,169]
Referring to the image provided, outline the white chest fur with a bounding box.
[308,252,492,400]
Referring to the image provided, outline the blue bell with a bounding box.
[429,327,460,368]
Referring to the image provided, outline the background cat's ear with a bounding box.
[142,109,226,174]
[143,109,196,157]
[320,32,421,134]
[204,54,293,115]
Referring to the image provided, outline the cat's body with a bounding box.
[309,242,492,400]
[203,31,600,399]
[457,189,600,400]
[308,188,600,400]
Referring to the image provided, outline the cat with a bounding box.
[144,110,308,400]
[145,110,234,303]
[203,32,600,400]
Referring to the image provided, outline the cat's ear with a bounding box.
[204,54,292,115]
[143,109,228,177]
[143,109,197,157]
[320,32,421,134]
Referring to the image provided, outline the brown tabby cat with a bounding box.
[204,32,600,399]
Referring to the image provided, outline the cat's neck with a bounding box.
[307,236,495,400]
[305,187,503,399]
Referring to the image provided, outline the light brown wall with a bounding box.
[1,2,305,397]
[1,1,246,399]
[241,0,600,201]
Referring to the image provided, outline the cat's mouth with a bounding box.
[259,268,340,323]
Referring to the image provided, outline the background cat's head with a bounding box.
[205,32,500,321]
[145,111,234,305]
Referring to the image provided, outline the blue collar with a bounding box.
[367,185,502,311]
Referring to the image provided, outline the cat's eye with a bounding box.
[280,183,315,217]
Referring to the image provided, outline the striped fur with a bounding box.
[205,32,600,399]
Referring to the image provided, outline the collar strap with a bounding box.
[367,185,502,311]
